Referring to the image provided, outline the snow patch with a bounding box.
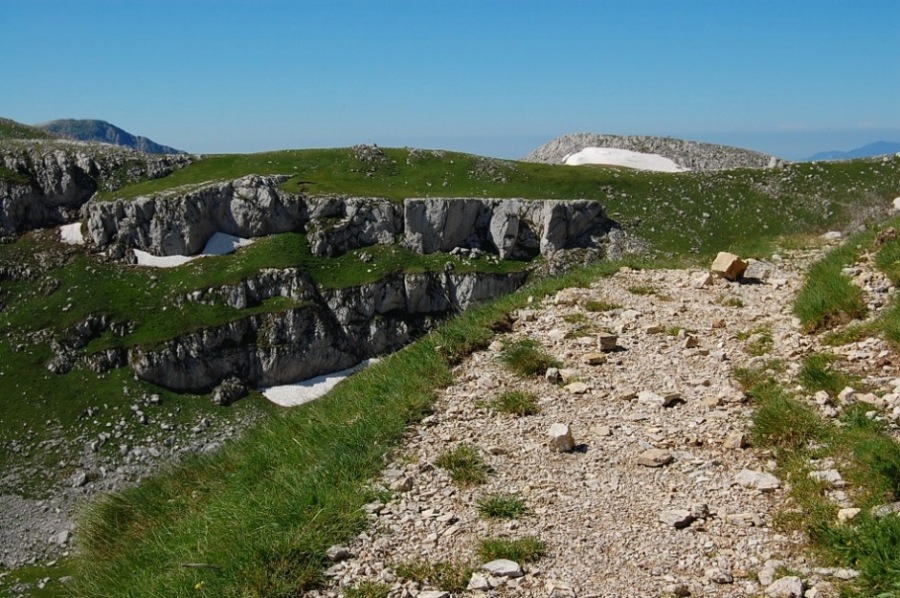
[132,232,255,268]
[262,359,380,407]
[564,147,689,172]
[58,223,85,245]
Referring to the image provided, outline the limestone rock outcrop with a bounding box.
[129,269,528,391]
[0,141,192,235]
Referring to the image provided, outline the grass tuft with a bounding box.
[500,339,561,377]
[435,444,490,486]
[583,299,621,312]
[489,390,540,416]
[476,494,529,520]
[798,353,857,396]
[477,537,547,563]
[394,560,474,593]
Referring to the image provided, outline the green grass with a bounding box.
[0,117,55,141]
[476,494,529,520]
[344,581,390,598]
[741,355,900,596]
[394,560,473,593]
[488,390,540,416]
[435,444,490,486]
[794,238,869,331]
[798,353,858,396]
[476,537,547,563]
[583,299,621,312]
[500,339,561,377]
[626,284,658,296]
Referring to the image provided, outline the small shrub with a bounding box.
[489,391,539,416]
[435,444,489,485]
[584,299,621,312]
[477,536,546,563]
[500,339,561,377]
[476,494,529,520]
[394,560,474,593]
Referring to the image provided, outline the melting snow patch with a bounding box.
[59,223,85,245]
[564,147,689,172]
[132,232,255,268]
[262,359,380,407]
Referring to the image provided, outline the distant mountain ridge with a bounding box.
[806,141,900,162]
[523,133,779,171]
[35,119,185,155]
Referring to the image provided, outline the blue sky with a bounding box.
[2,0,898,159]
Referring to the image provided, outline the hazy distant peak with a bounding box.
[34,119,185,155]
[806,141,900,162]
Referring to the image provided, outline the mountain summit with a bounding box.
[35,119,186,154]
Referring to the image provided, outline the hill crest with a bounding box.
[523,133,779,171]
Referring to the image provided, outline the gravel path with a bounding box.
[309,245,875,598]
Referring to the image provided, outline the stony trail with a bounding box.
[308,240,897,598]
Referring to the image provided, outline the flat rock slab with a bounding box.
[638,448,673,467]
[735,469,780,491]
[482,558,523,578]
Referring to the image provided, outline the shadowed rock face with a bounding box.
[129,269,529,391]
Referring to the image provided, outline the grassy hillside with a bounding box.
[0,117,56,141]
[1,141,899,595]
[97,146,900,257]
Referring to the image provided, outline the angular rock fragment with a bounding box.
[638,448,673,467]
[548,423,575,452]
[710,252,748,281]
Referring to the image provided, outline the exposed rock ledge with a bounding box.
[84,176,617,260]
[129,268,528,391]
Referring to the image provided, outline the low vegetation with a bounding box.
[476,537,547,563]
[435,444,490,486]
[476,493,529,520]
[488,390,540,416]
[394,560,473,593]
[500,338,561,377]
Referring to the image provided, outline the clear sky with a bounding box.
[2,0,898,159]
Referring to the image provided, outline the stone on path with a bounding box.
[548,423,575,452]
[597,333,618,352]
[325,545,351,562]
[638,448,673,467]
[582,352,607,365]
[766,576,805,597]
[723,431,747,449]
[419,592,450,598]
[482,558,523,578]
[467,572,493,590]
[735,468,780,491]
[706,567,733,584]
[564,381,589,394]
[658,509,695,529]
[837,507,861,523]
[711,252,748,281]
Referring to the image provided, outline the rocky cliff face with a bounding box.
[130,269,529,391]
[523,133,779,171]
[86,177,616,261]
[0,141,192,235]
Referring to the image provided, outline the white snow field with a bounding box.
[262,359,380,407]
[132,232,255,267]
[58,222,85,245]
[563,147,690,172]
